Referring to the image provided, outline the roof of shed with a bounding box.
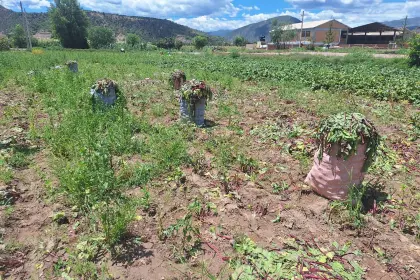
[349,22,398,33]
[287,20,331,30]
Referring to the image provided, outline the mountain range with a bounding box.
[383,17,420,31]
[210,16,420,43]
[0,5,208,42]
[215,15,301,43]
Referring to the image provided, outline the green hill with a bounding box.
[0,5,215,43]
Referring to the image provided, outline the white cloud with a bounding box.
[2,0,50,10]
[2,0,419,32]
[175,1,420,31]
[77,0,243,18]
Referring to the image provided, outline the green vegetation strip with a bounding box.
[231,237,364,280]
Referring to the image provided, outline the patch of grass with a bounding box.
[0,160,13,184]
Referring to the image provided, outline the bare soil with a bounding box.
[2,80,419,279]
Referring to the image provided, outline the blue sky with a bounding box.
[2,0,419,31]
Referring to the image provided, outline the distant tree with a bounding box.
[270,21,296,48]
[126,33,140,47]
[408,34,420,67]
[0,38,10,51]
[234,36,246,46]
[175,39,184,50]
[193,36,208,49]
[156,37,175,49]
[49,0,89,49]
[12,24,26,48]
[88,27,115,49]
[31,37,39,47]
[324,21,335,46]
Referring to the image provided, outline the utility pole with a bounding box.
[401,15,408,47]
[299,11,305,47]
[19,1,32,51]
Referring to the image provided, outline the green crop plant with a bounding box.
[230,236,364,279]
[272,181,290,194]
[237,154,258,175]
[163,213,201,263]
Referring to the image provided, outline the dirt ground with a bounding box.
[1,78,419,279]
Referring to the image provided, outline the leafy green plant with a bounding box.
[0,38,10,51]
[237,154,258,175]
[180,79,213,102]
[126,33,140,47]
[230,236,364,279]
[329,183,368,229]
[230,49,240,59]
[7,149,30,169]
[163,213,201,262]
[272,181,290,194]
[99,200,136,247]
[408,34,420,67]
[193,36,208,49]
[0,159,13,184]
[317,113,380,171]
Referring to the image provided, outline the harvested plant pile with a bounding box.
[316,113,380,171]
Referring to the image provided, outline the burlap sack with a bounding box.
[305,144,367,200]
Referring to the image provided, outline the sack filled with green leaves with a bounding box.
[305,113,380,200]
[180,79,212,103]
[90,78,121,107]
[179,80,213,126]
[170,70,186,90]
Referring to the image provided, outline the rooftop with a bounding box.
[286,20,331,30]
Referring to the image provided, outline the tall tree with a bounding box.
[49,0,89,49]
[324,21,335,46]
[88,27,115,49]
[12,24,26,48]
[270,21,296,47]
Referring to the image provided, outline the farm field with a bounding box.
[0,50,419,279]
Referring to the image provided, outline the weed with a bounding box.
[99,199,137,247]
[0,159,13,184]
[163,213,201,263]
[272,181,290,194]
[139,188,151,211]
[237,154,258,174]
[329,184,369,229]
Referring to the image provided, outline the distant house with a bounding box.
[277,19,350,46]
[33,32,52,40]
[344,22,403,47]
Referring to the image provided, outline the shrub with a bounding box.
[156,37,175,49]
[233,36,246,47]
[193,36,208,49]
[175,39,184,50]
[12,24,26,48]
[0,38,10,51]
[305,44,315,51]
[88,27,116,49]
[126,33,140,47]
[230,49,240,58]
[408,34,420,67]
